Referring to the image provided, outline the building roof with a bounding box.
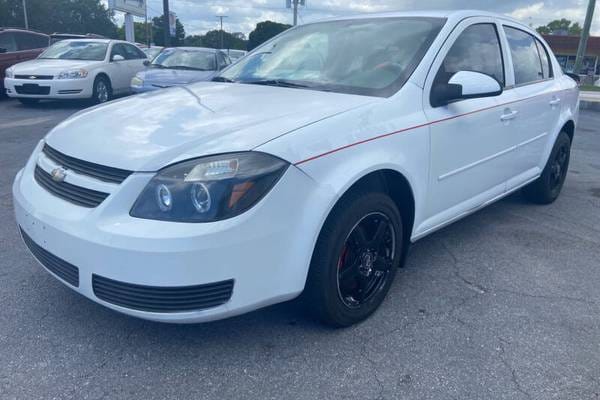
[542,34,600,56]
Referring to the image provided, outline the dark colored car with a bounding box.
[0,28,50,95]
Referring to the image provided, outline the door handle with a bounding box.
[549,98,561,106]
[500,110,519,121]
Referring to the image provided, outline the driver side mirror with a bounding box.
[112,54,125,62]
[143,60,150,66]
[431,71,502,107]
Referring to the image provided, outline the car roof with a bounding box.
[163,47,219,53]
[309,9,528,29]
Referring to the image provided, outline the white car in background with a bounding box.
[13,11,578,327]
[4,39,147,105]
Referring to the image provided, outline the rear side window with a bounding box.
[535,39,553,79]
[15,32,49,51]
[434,23,505,86]
[504,26,544,85]
[0,32,17,53]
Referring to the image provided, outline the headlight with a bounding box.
[131,76,144,86]
[5,67,14,78]
[57,69,88,79]
[130,152,289,222]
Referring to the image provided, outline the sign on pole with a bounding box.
[108,0,146,18]
[169,12,177,37]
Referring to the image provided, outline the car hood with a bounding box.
[12,59,101,75]
[45,82,377,171]
[138,68,216,86]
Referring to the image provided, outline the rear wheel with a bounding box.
[522,131,571,204]
[18,98,39,106]
[91,76,111,104]
[304,191,402,327]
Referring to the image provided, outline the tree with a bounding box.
[247,21,291,50]
[151,15,185,46]
[187,30,246,50]
[0,0,118,37]
[536,19,582,35]
[117,22,153,44]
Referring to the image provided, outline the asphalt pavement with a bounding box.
[1,97,599,400]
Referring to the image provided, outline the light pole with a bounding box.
[573,0,597,75]
[163,0,170,47]
[22,0,29,29]
[216,15,228,49]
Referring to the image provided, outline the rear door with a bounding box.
[422,18,519,229]
[501,25,562,188]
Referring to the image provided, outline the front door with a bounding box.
[420,18,520,233]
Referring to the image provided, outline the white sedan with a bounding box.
[13,10,578,326]
[4,39,147,105]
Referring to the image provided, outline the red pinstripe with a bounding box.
[293,91,562,166]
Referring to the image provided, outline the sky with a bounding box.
[106,0,600,37]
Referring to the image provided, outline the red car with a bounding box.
[0,28,50,96]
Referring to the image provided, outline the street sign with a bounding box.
[108,0,145,18]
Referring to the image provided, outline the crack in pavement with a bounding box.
[498,337,532,400]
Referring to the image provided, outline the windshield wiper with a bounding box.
[239,79,311,89]
[211,76,235,82]
[171,65,208,71]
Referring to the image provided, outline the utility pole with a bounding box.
[145,0,150,47]
[293,0,298,26]
[162,0,170,47]
[573,0,596,75]
[22,0,29,29]
[216,15,228,49]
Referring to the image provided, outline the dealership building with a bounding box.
[543,34,600,78]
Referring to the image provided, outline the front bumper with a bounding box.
[13,142,327,323]
[4,76,93,99]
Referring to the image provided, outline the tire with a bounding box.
[303,191,403,327]
[522,131,571,204]
[91,76,111,104]
[18,98,39,106]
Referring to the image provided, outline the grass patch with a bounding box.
[580,85,600,92]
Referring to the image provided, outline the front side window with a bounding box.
[504,26,543,85]
[219,17,446,97]
[39,41,107,61]
[434,23,504,87]
[151,49,218,71]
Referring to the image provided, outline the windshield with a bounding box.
[39,41,108,61]
[144,47,162,60]
[152,49,217,71]
[219,17,445,97]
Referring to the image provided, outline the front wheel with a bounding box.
[91,76,111,104]
[303,191,403,327]
[522,131,571,204]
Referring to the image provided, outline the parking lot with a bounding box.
[1,97,599,400]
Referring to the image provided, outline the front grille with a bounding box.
[15,75,54,80]
[43,144,133,184]
[34,165,109,208]
[92,275,234,313]
[20,228,79,287]
[15,84,50,95]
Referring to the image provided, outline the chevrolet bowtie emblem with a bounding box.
[50,167,67,182]
[29,76,37,79]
